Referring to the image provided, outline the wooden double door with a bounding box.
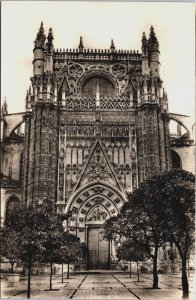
[87,226,110,269]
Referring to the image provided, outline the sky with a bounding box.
[1,1,195,121]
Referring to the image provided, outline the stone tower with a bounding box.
[22,23,171,269]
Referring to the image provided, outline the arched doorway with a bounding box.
[65,182,126,269]
[86,204,110,269]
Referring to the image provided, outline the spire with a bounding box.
[1,97,8,115]
[46,27,54,53]
[148,25,158,44]
[78,36,84,52]
[34,21,46,48]
[40,21,44,34]
[110,39,115,53]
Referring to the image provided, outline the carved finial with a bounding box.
[79,36,84,52]
[1,97,8,115]
[46,27,54,53]
[142,32,147,42]
[110,39,115,53]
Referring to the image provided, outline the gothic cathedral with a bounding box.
[1,23,194,269]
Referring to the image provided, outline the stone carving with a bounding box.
[68,63,84,77]
[65,113,95,124]
[53,60,133,98]
[100,97,130,109]
[80,144,116,187]
[71,140,123,194]
[101,113,130,124]
[66,97,96,109]
[111,63,127,78]
[87,205,107,222]
[92,187,105,194]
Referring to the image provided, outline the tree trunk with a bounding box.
[23,263,26,276]
[137,261,140,282]
[27,260,31,299]
[152,249,159,289]
[62,263,64,283]
[181,257,189,298]
[172,261,175,275]
[67,262,69,279]
[129,261,132,278]
[49,263,53,291]
[187,259,190,278]
[10,261,14,274]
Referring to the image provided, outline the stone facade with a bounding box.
[1,23,195,269]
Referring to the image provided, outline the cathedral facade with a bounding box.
[1,24,195,269]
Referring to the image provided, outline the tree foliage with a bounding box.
[104,170,195,297]
[147,170,195,298]
[58,233,87,279]
[3,199,68,298]
[116,243,149,279]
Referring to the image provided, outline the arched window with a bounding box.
[171,150,182,170]
[5,196,20,224]
[82,77,114,98]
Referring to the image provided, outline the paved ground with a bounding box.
[1,271,196,299]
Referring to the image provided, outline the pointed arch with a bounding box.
[5,195,20,224]
[65,181,126,218]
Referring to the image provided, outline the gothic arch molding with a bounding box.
[65,181,126,214]
[75,193,119,216]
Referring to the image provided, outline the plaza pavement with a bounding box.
[1,271,196,299]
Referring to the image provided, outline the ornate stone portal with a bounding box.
[21,24,171,269]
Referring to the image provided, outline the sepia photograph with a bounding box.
[0,1,195,299]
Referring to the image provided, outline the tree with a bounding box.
[2,228,22,274]
[167,244,178,275]
[116,243,149,280]
[41,217,65,291]
[105,186,169,289]
[3,199,65,298]
[59,234,87,280]
[153,170,195,298]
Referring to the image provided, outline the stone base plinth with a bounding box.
[7,274,20,287]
